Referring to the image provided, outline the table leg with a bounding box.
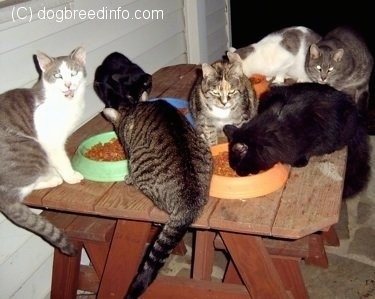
[220,232,289,299]
[192,230,216,280]
[97,219,152,299]
[272,256,309,299]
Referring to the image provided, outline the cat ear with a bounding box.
[70,46,86,65]
[333,49,344,62]
[102,107,120,124]
[223,124,237,141]
[309,44,320,59]
[226,52,243,76]
[201,63,216,78]
[36,51,54,72]
[232,142,248,159]
[227,51,241,63]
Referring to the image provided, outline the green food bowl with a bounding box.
[71,131,129,182]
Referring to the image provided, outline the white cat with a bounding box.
[33,46,86,188]
[228,26,321,83]
[0,47,87,256]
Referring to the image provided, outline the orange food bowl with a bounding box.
[250,74,270,98]
[209,143,290,199]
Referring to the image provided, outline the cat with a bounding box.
[94,52,152,109]
[305,26,374,113]
[102,99,213,299]
[189,53,258,146]
[0,46,87,256]
[223,82,370,199]
[228,26,321,83]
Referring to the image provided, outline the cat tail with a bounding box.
[0,201,77,256]
[343,124,371,199]
[125,204,199,299]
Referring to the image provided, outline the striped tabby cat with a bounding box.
[103,100,213,299]
[305,26,374,113]
[0,47,87,255]
[189,53,258,146]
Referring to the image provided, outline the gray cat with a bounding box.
[0,47,87,256]
[305,26,374,112]
[189,53,258,146]
[103,99,213,299]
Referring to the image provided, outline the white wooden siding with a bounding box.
[184,0,229,64]
[0,0,229,298]
[205,0,229,62]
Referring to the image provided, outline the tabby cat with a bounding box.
[223,83,370,199]
[0,47,87,255]
[229,26,321,83]
[189,53,258,146]
[94,52,152,109]
[305,26,374,112]
[103,100,213,299]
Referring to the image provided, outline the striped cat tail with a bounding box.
[1,201,77,255]
[126,205,199,299]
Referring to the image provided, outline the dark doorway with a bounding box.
[230,1,375,132]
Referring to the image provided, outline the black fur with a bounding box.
[223,83,371,199]
[94,52,152,108]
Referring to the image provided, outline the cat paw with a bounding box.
[63,171,84,184]
[124,175,133,185]
[272,76,286,84]
[34,175,63,190]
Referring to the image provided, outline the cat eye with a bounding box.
[209,90,220,96]
[328,67,334,72]
[228,90,237,96]
[54,73,63,79]
[316,65,321,71]
[71,70,78,76]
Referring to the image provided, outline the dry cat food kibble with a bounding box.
[84,138,126,161]
[213,151,238,177]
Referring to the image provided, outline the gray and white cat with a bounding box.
[189,54,258,146]
[305,26,374,112]
[103,99,213,299]
[229,26,321,83]
[0,46,87,255]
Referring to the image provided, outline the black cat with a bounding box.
[223,83,371,199]
[94,52,152,108]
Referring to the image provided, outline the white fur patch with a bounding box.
[237,26,317,83]
[209,106,231,118]
[318,162,343,181]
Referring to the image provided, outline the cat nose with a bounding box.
[65,82,72,89]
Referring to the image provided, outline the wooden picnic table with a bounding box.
[24,64,345,299]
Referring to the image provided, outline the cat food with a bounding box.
[84,138,126,161]
[213,151,238,177]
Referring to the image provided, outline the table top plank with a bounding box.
[272,148,346,238]
[208,189,284,236]
[40,180,113,214]
[94,183,154,221]
[149,196,219,229]
[25,188,52,208]
[149,64,198,100]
